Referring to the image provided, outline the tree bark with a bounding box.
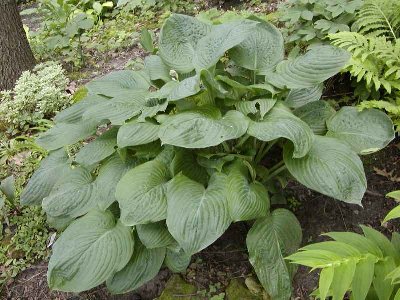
[0,0,35,91]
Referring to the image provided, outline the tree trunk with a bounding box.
[0,0,35,91]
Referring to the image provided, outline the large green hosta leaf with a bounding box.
[284,84,324,108]
[158,107,248,148]
[117,120,159,148]
[326,107,395,155]
[165,248,192,273]
[144,55,171,82]
[284,136,367,204]
[38,96,108,151]
[167,75,201,101]
[136,221,176,249]
[54,95,105,124]
[194,19,257,71]
[246,209,302,300]
[166,173,230,255]
[83,90,150,125]
[227,162,270,221]
[106,241,165,294]
[42,167,95,221]
[86,70,151,97]
[229,17,284,72]
[75,127,118,166]
[159,14,211,73]
[264,46,350,89]
[116,159,171,226]
[43,155,136,223]
[36,120,99,151]
[94,155,137,210]
[48,210,133,292]
[21,149,71,205]
[294,101,335,135]
[247,104,313,158]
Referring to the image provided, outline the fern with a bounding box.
[329,32,400,93]
[355,0,400,39]
[287,227,400,300]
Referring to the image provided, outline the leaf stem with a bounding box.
[255,140,278,163]
[268,160,284,174]
[263,164,287,183]
[222,142,230,153]
[236,134,250,148]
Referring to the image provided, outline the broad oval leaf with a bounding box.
[136,221,176,249]
[264,46,351,89]
[116,159,171,226]
[144,55,171,82]
[86,70,151,97]
[194,19,257,71]
[284,136,367,205]
[285,84,324,108]
[106,241,165,294]
[165,248,192,273]
[167,75,201,101]
[117,120,159,148]
[43,155,137,223]
[246,209,302,300]
[48,210,133,292]
[229,17,284,72]
[54,95,105,124]
[42,167,95,222]
[227,162,270,221]
[159,107,249,148]
[158,14,211,73]
[94,154,138,210]
[294,101,335,135]
[248,104,313,158]
[20,149,71,205]
[75,127,118,166]
[83,90,150,125]
[326,107,395,154]
[36,120,99,151]
[166,173,231,255]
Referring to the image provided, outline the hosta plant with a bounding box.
[21,14,395,299]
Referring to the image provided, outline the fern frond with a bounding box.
[329,32,400,93]
[355,0,400,39]
[287,227,399,300]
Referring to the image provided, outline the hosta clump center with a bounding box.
[21,14,395,300]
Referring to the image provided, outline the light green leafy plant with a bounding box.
[0,136,50,287]
[0,62,70,135]
[278,0,363,45]
[287,190,400,300]
[21,14,395,299]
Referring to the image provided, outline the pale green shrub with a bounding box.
[0,62,71,134]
